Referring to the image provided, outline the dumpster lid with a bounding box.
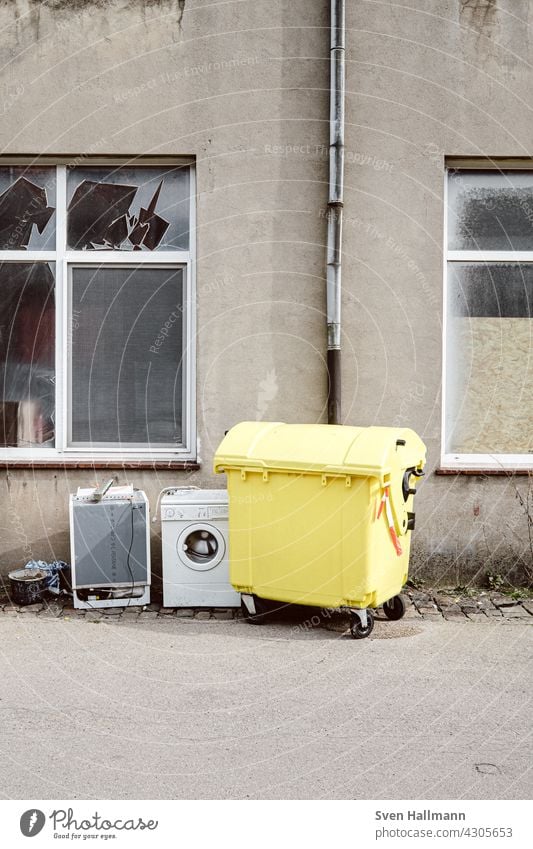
[214,422,426,481]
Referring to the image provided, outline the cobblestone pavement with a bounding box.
[0,587,531,625]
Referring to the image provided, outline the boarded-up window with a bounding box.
[446,171,533,458]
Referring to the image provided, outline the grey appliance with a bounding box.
[69,483,150,609]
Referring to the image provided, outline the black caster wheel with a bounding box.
[383,594,407,621]
[241,595,270,625]
[350,609,374,639]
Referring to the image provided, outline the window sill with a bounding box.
[0,460,200,471]
[439,454,533,474]
[436,467,531,476]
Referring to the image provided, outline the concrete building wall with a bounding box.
[0,0,531,587]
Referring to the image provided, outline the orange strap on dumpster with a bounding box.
[377,487,403,557]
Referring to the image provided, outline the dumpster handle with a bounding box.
[402,466,425,501]
[377,486,403,557]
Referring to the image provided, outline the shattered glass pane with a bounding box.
[67,166,190,251]
[0,263,55,448]
[70,265,184,446]
[448,170,533,250]
[0,168,56,250]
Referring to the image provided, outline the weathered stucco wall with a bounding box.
[0,0,531,586]
[0,0,330,582]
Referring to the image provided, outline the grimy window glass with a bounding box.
[70,265,184,447]
[448,170,533,251]
[446,264,532,454]
[446,167,533,457]
[0,263,55,447]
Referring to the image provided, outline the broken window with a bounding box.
[0,161,194,461]
[0,168,55,250]
[67,166,190,251]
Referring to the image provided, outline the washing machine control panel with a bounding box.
[162,504,228,521]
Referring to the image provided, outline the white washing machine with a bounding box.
[161,489,240,608]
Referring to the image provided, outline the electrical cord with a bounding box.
[73,488,143,611]
[124,496,136,608]
[152,485,200,523]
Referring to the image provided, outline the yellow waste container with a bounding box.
[214,421,426,638]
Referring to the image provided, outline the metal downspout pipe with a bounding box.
[326,0,345,424]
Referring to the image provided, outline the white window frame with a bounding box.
[441,167,533,471]
[0,162,196,463]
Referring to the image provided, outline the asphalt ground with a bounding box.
[0,607,531,800]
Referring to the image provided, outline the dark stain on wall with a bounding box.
[2,0,186,40]
[2,0,185,18]
[460,0,498,28]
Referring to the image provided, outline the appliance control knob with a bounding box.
[164,508,175,519]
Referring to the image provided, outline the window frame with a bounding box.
[441,166,533,471]
[0,161,196,463]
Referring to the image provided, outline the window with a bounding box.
[443,169,533,469]
[0,161,195,462]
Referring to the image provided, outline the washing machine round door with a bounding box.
[177,523,226,571]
